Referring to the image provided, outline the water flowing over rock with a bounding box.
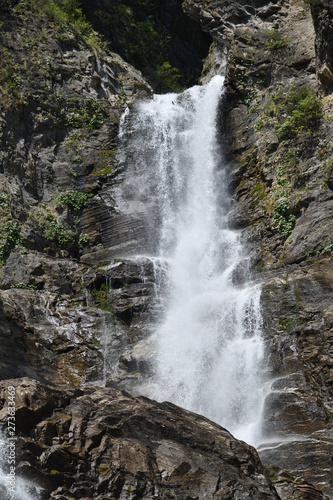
[0,0,333,499]
[117,76,267,447]
[180,0,333,497]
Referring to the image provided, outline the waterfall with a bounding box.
[0,432,41,499]
[118,76,266,446]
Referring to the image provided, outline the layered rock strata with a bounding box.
[182,0,333,497]
[0,1,333,499]
[0,378,281,500]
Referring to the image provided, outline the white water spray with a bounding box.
[119,76,266,446]
[0,432,41,500]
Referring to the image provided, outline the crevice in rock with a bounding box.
[80,0,213,90]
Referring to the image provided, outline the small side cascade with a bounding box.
[0,432,42,500]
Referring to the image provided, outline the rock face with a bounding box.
[1,1,333,499]
[311,0,333,90]
[0,2,282,499]
[181,0,333,498]
[0,378,281,500]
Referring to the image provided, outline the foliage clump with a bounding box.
[155,62,182,93]
[10,282,37,290]
[58,191,93,212]
[45,211,75,249]
[264,30,290,51]
[14,0,100,46]
[257,81,323,139]
[56,99,105,129]
[273,200,296,238]
[91,284,113,311]
[0,223,20,264]
[273,84,322,138]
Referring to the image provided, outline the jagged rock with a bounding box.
[0,1,333,499]
[181,1,333,497]
[0,379,281,500]
[311,0,333,90]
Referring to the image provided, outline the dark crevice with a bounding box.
[80,0,212,90]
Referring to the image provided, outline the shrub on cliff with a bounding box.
[264,29,290,51]
[257,81,323,139]
[13,0,102,48]
[58,191,93,212]
[272,83,323,138]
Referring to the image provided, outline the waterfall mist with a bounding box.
[0,432,42,500]
[118,76,266,446]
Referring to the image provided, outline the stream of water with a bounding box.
[0,75,268,499]
[119,76,267,446]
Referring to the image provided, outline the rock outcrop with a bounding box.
[0,2,283,499]
[181,0,333,497]
[1,0,333,499]
[0,378,281,500]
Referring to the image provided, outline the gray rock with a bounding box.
[0,378,281,500]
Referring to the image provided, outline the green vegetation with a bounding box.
[56,99,105,129]
[321,243,333,254]
[91,284,113,311]
[264,30,290,51]
[96,466,111,478]
[0,47,25,109]
[0,223,20,263]
[234,68,249,88]
[155,62,182,93]
[272,83,322,138]
[0,193,24,264]
[255,81,323,139]
[273,200,296,238]
[10,282,37,290]
[45,211,75,249]
[256,259,265,272]
[254,118,264,132]
[201,62,212,77]
[58,191,93,212]
[14,0,101,47]
[95,150,115,176]
[234,67,256,106]
[278,316,293,331]
[64,131,85,148]
[271,148,299,202]
[78,234,90,246]
[0,1,106,111]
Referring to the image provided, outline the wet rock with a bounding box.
[0,0,333,499]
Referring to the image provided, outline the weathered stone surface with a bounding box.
[181,0,333,498]
[0,379,281,500]
[0,1,333,499]
[258,259,333,497]
[311,0,333,90]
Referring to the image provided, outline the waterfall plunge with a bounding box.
[118,76,266,446]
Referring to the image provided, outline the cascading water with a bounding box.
[0,432,41,500]
[118,75,267,446]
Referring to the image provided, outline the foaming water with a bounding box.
[118,76,266,446]
[0,433,41,499]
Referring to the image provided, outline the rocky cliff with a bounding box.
[182,0,333,497]
[0,0,332,499]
